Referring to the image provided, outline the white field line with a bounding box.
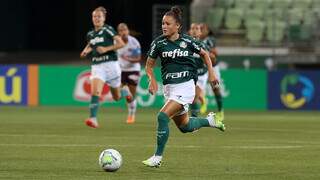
[231,127,320,134]
[220,145,304,149]
[0,143,318,149]
[0,143,200,148]
[0,134,150,139]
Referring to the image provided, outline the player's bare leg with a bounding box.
[85,78,104,128]
[126,84,137,124]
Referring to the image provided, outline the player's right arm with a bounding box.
[145,57,158,95]
[146,39,159,95]
[80,43,93,58]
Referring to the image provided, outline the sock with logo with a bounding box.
[155,112,170,156]
[215,94,223,112]
[178,117,210,133]
[89,95,99,118]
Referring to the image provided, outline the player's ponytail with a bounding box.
[165,6,183,30]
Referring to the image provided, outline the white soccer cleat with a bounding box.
[207,112,225,132]
[142,155,162,168]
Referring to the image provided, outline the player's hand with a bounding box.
[80,51,87,58]
[148,79,158,95]
[96,46,107,54]
[209,75,220,89]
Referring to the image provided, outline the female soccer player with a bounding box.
[80,7,131,128]
[200,23,224,120]
[117,23,142,124]
[189,23,209,117]
[142,6,225,167]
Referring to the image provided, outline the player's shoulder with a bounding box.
[200,40,210,51]
[102,24,117,35]
[103,24,115,31]
[152,35,166,45]
[128,35,140,46]
[205,36,216,43]
[180,33,198,43]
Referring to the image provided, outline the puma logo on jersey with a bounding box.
[162,49,189,58]
[90,37,104,45]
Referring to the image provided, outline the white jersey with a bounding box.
[117,35,141,72]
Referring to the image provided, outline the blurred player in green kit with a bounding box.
[80,7,132,128]
[200,23,224,120]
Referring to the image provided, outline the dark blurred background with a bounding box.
[0,0,191,63]
[0,0,319,68]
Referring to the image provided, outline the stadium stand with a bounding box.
[199,0,320,47]
[206,7,225,30]
[225,8,244,30]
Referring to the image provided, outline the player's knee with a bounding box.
[178,124,192,133]
[178,126,188,133]
[157,112,170,126]
[92,91,101,96]
[113,94,121,101]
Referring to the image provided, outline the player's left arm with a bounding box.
[122,39,141,63]
[199,49,219,87]
[123,54,141,63]
[122,48,141,63]
[96,35,125,54]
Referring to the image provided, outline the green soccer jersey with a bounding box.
[86,24,118,64]
[148,34,203,85]
[202,36,216,49]
[202,36,218,66]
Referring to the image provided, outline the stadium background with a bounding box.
[1,0,319,110]
[1,0,320,179]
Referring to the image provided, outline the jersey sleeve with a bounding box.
[86,32,92,43]
[190,40,201,54]
[209,37,216,48]
[105,26,117,38]
[201,42,210,52]
[133,38,141,53]
[147,40,159,59]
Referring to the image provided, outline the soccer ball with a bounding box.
[98,149,122,172]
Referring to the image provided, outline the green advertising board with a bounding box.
[218,55,270,68]
[206,69,267,110]
[39,65,267,110]
[39,65,88,106]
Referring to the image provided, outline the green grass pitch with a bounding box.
[0,106,320,180]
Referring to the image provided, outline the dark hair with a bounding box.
[94,6,107,18]
[164,6,182,25]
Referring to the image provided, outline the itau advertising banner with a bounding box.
[268,71,320,110]
[0,64,38,106]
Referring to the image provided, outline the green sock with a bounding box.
[215,94,223,112]
[179,117,210,133]
[155,112,170,156]
[190,102,200,117]
[89,95,99,118]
